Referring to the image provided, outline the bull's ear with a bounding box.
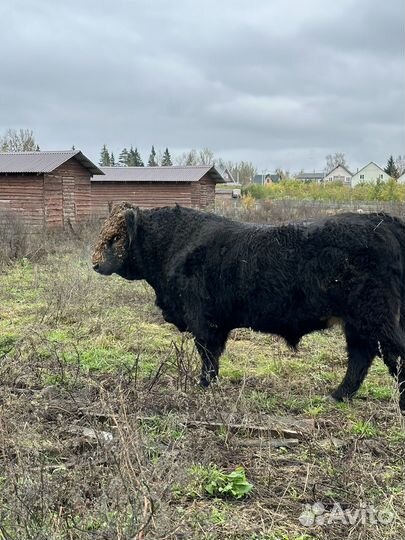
[124,208,138,247]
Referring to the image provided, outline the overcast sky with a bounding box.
[0,0,403,173]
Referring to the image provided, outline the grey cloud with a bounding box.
[0,0,403,172]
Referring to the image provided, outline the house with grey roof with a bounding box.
[351,162,392,187]
[294,172,324,182]
[0,150,103,227]
[217,167,236,183]
[253,172,282,184]
[397,171,405,184]
[0,152,226,227]
[323,164,353,185]
[91,165,225,217]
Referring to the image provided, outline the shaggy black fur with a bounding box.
[93,204,405,411]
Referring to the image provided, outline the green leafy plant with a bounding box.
[194,464,253,500]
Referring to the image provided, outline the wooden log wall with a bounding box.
[91,181,193,218]
[46,158,92,226]
[0,163,218,229]
[190,174,216,209]
[0,174,44,227]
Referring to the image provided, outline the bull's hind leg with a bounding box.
[380,335,405,413]
[331,324,377,402]
[195,330,228,387]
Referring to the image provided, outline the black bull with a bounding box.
[92,203,405,411]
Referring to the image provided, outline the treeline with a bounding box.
[244,179,405,202]
[99,145,172,167]
[0,129,39,152]
[98,144,257,185]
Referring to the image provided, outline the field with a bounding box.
[0,225,404,540]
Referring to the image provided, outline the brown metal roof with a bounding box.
[0,150,104,175]
[92,165,226,183]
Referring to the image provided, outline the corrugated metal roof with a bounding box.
[92,165,225,183]
[295,172,324,179]
[0,150,103,175]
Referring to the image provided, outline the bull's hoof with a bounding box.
[198,371,217,388]
[331,386,356,401]
[329,392,344,403]
[329,390,351,403]
[326,394,341,403]
[198,377,211,388]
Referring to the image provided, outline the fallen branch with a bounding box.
[137,416,314,440]
[239,438,300,448]
[77,409,314,440]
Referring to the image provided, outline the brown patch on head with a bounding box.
[92,202,134,266]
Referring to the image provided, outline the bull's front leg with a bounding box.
[194,329,228,387]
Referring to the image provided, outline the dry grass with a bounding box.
[0,211,404,539]
[217,198,405,225]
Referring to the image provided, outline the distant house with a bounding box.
[253,172,282,185]
[294,172,324,183]
[217,167,235,183]
[0,150,103,228]
[351,162,392,187]
[323,164,353,185]
[397,172,405,184]
[91,165,225,218]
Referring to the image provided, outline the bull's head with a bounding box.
[92,202,139,279]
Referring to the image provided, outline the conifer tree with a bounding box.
[161,147,172,166]
[127,146,135,166]
[99,144,110,166]
[119,148,129,166]
[384,155,399,178]
[148,145,158,166]
[135,148,144,166]
[127,146,143,166]
[110,152,115,166]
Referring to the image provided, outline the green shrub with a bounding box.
[183,464,253,500]
[243,178,405,203]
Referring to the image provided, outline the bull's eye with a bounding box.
[109,235,120,246]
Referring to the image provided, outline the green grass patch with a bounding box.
[350,420,379,438]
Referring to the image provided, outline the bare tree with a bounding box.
[175,148,215,167]
[174,148,257,184]
[220,160,256,185]
[175,149,199,166]
[0,129,38,152]
[395,155,405,176]
[275,167,290,180]
[198,148,215,166]
[234,161,257,185]
[324,152,348,173]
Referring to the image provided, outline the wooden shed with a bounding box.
[0,150,103,228]
[91,165,225,218]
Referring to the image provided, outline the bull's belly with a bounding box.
[236,313,344,347]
